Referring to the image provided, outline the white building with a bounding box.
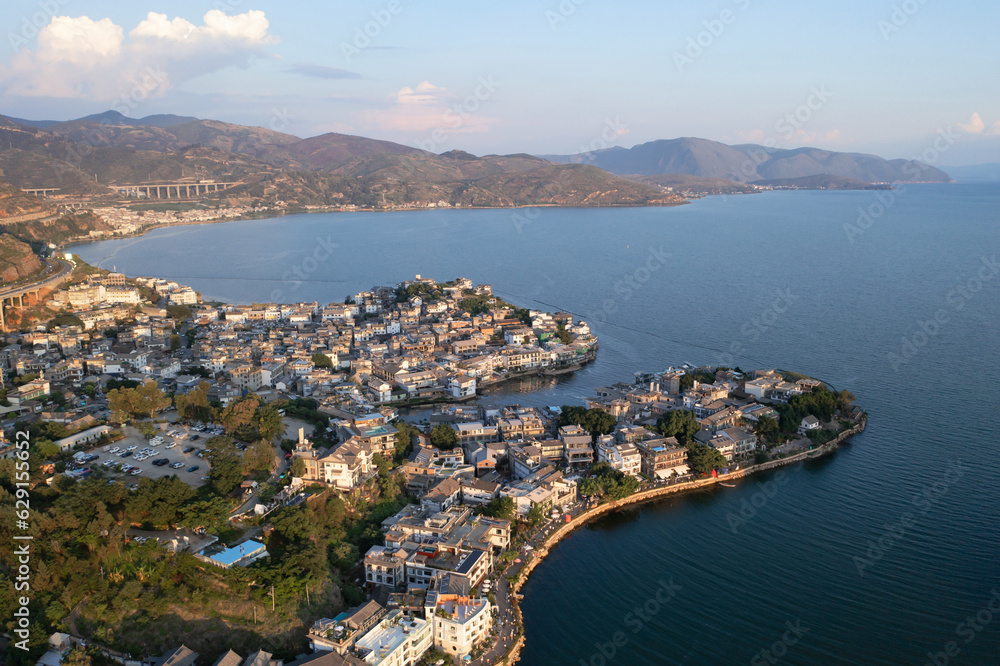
[353,609,432,666]
[427,593,493,659]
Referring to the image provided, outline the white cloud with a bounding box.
[991,120,1000,136]
[957,112,985,134]
[0,11,276,101]
[363,81,495,136]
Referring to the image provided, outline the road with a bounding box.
[0,257,74,300]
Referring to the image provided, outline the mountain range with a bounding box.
[0,112,682,208]
[541,137,953,184]
[0,112,955,213]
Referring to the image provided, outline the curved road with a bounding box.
[0,257,74,300]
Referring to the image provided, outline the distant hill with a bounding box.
[750,174,893,190]
[542,137,953,184]
[623,173,757,195]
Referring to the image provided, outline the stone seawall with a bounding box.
[496,415,867,665]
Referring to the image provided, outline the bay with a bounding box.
[73,184,1000,664]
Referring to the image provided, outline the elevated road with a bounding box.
[0,258,74,328]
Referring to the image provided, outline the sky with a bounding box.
[1,0,998,165]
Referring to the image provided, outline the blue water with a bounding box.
[73,184,1000,664]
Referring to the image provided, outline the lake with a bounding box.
[74,184,1000,664]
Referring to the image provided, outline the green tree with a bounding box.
[255,403,284,441]
[654,410,700,446]
[392,421,419,463]
[290,456,307,478]
[430,423,458,450]
[174,381,216,423]
[243,439,276,474]
[686,442,728,475]
[205,436,244,495]
[169,333,182,351]
[125,476,195,527]
[558,406,617,440]
[166,304,192,320]
[481,496,516,521]
[220,395,260,439]
[755,416,779,443]
[311,353,333,369]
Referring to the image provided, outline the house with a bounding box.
[799,415,821,434]
[146,646,199,666]
[559,424,593,468]
[720,427,758,456]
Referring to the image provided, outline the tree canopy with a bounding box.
[653,410,700,447]
[430,423,458,450]
[557,406,617,440]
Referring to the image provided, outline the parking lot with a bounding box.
[78,420,217,488]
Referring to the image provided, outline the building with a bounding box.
[426,592,493,659]
[351,609,433,666]
[196,540,269,569]
[637,438,689,479]
[594,435,642,477]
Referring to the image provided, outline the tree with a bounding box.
[220,395,260,438]
[255,403,284,441]
[205,436,244,495]
[392,421,419,463]
[108,380,171,422]
[554,320,573,344]
[175,381,215,423]
[686,442,728,475]
[836,389,856,414]
[755,416,779,444]
[166,304,192,320]
[243,439,276,474]
[430,424,458,450]
[169,333,182,350]
[654,410,700,446]
[311,353,333,369]
[481,496,516,521]
[290,456,307,478]
[125,476,195,527]
[558,406,617,440]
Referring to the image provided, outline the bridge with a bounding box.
[0,258,74,330]
[114,181,241,199]
[21,187,61,197]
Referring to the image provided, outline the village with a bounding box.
[2,271,860,666]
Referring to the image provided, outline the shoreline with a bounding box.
[492,415,867,665]
[60,200,688,252]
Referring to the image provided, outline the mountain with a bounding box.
[542,137,953,184]
[0,112,684,209]
[623,173,757,195]
[216,152,684,208]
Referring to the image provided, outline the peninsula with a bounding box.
[1,263,863,665]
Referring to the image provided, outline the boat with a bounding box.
[719,482,736,488]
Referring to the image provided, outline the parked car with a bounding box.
[183,446,195,453]
[187,465,200,472]
[170,462,184,469]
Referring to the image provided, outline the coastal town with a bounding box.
[0,271,862,666]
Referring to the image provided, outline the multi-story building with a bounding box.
[637,437,689,479]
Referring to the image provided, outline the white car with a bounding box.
[126,445,137,451]
[109,446,120,454]
[165,442,176,449]
[170,462,184,469]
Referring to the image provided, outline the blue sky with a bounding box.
[1,0,997,165]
